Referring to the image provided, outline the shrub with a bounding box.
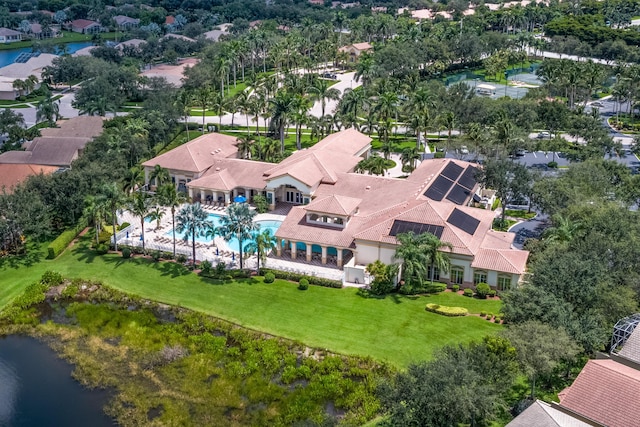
[176,254,187,263]
[264,272,275,283]
[425,303,468,317]
[151,251,161,262]
[475,283,491,299]
[433,151,445,158]
[486,313,494,320]
[95,244,109,254]
[258,268,342,289]
[480,311,487,317]
[423,282,447,294]
[547,161,558,168]
[47,229,78,259]
[216,262,226,276]
[40,271,64,287]
[463,288,473,297]
[98,230,112,244]
[298,279,309,290]
[118,222,130,230]
[200,260,212,275]
[452,284,460,293]
[253,194,269,213]
[121,247,131,259]
[488,289,497,298]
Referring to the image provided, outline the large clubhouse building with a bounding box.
[142,129,529,290]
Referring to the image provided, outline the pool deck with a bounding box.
[117,206,344,282]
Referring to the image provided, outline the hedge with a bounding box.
[259,268,342,289]
[425,303,468,317]
[46,218,88,259]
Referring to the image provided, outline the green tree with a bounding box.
[83,195,105,245]
[269,90,296,153]
[502,321,581,398]
[97,183,126,251]
[148,165,171,188]
[393,232,428,290]
[244,228,277,271]
[422,233,453,284]
[126,191,152,253]
[218,202,258,270]
[157,184,187,258]
[176,202,211,266]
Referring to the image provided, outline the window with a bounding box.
[473,270,487,285]
[427,266,440,281]
[498,276,512,291]
[450,267,464,285]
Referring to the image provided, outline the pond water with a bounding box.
[0,41,94,68]
[0,335,113,427]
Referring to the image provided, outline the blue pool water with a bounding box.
[166,215,282,253]
[0,41,94,68]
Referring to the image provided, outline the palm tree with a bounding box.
[83,195,105,245]
[195,86,213,134]
[237,134,255,159]
[400,147,421,172]
[176,202,211,266]
[157,184,187,258]
[149,165,171,189]
[269,90,296,153]
[36,94,60,125]
[421,233,453,284]
[393,232,428,289]
[127,191,152,253]
[218,202,258,270]
[244,228,277,271]
[308,78,340,117]
[122,166,145,194]
[148,205,164,231]
[543,215,583,244]
[98,183,126,251]
[175,90,194,140]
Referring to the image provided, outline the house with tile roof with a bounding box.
[141,128,529,288]
[506,400,594,427]
[0,164,59,193]
[0,27,22,43]
[339,42,373,63]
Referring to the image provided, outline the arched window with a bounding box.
[450,267,464,285]
[473,270,487,285]
[309,214,319,221]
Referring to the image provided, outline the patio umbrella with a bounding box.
[233,195,247,203]
[216,247,219,256]
[232,252,235,261]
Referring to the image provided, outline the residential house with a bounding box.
[0,117,105,168]
[27,23,60,39]
[0,28,22,43]
[505,400,594,427]
[0,53,57,100]
[339,42,373,63]
[0,164,60,193]
[113,15,140,31]
[161,33,195,43]
[68,19,102,34]
[141,128,530,288]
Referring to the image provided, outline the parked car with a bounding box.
[591,101,605,108]
[458,145,469,154]
[537,131,551,139]
[515,148,526,156]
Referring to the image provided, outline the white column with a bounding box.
[276,238,282,256]
[224,192,231,205]
[291,241,297,260]
[200,190,205,202]
[188,187,194,199]
[321,246,327,264]
[337,249,343,268]
[306,244,312,262]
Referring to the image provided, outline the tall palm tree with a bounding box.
[157,183,187,258]
[149,165,171,189]
[244,228,277,271]
[98,183,126,251]
[308,78,340,117]
[175,90,194,141]
[393,232,428,289]
[218,202,258,270]
[195,86,213,134]
[543,215,583,244]
[127,191,152,253]
[421,233,453,284]
[176,202,211,266]
[36,94,60,125]
[83,195,105,245]
[148,205,164,231]
[400,147,421,172]
[269,90,296,153]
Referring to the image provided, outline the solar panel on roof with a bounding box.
[446,208,480,235]
[14,52,40,64]
[446,184,471,205]
[458,166,479,190]
[389,220,444,239]
[424,175,454,201]
[441,162,464,181]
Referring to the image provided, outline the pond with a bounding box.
[0,335,114,427]
[0,42,94,68]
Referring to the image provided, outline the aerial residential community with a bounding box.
[2,0,640,426]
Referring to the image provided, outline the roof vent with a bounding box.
[215,167,220,171]
[210,151,215,155]
[365,186,371,190]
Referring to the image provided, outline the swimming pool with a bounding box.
[165,214,282,252]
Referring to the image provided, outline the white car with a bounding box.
[537,131,551,139]
[591,101,605,108]
[459,145,469,154]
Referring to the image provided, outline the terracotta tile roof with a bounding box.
[275,206,357,248]
[309,128,371,155]
[0,164,59,193]
[559,359,640,427]
[618,326,640,364]
[141,133,238,173]
[71,19,99,29]
[187,158,274,191]
[339,42,373,52]
[472,248,529,275]
[304,194,362,216]
[506,400,592,427]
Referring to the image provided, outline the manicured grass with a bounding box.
[1,237,502,367]
[504,209,536,220]
[0,31,118,51]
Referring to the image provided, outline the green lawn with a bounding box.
[0,31,118,51]
[1,237,502,367]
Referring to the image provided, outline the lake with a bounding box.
[0,42,94,68]
[0,335,114,427]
